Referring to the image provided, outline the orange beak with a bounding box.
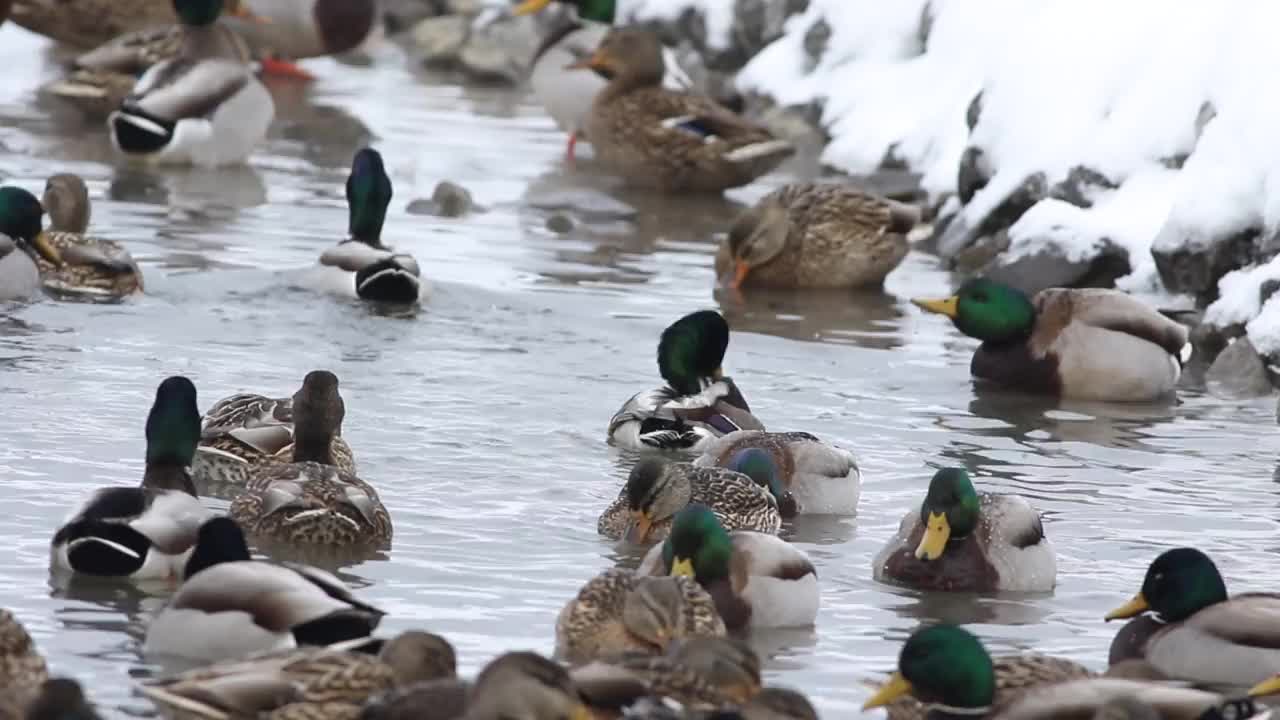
[566,50,606,72]
[228,3,272,23]
[728,261,751,289]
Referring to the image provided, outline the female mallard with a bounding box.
[139,631,455,720]
[638,504,817,630]
[573,635,762,712]
[597,458,781,543]
[35,174,143,299]
[143,516,385,662]
[0,610,49,720]
[569,27,792,192]
[716,183,919,290]
[860,624,1262,720]
[229,370,392,548]
[51,376,213,581]
[9,0,172,48]
[24,679,102,720]
[872,468,1055,593]
[609,310,764,452]
[0,187,62,301]
[512,0,691,162]
[1105,547,1280,687]
[108,0,274,166]
[912,279,1189,402]
[555,569,724,665]
[693,430,861,517]
[314,148,423,303]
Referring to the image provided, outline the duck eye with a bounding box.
[972,291,988,302]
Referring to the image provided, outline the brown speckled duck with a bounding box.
[693,430,861,517]
[36,174,144,300]
[570,27,792,192]
[0,609,49,720]
[716,183,919,289]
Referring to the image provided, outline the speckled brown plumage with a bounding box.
[597,462,780,542]
[35,231,143,299]
[556,569,724,665]
[607,636,762,711]
[0,609,49,720]
[10,0,173,48]
[230,461,392,547]
[878,654,1095,720]
[715,183,918,289]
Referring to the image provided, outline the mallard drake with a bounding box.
[24,679,102,720]
[555,569,724,665]
[314,148,423,303]
[108,0,275,166]
[716,183,919,290]
[194,382,358,494]
[0,187,63,302]
[912,280,1189,402]
[638,504,817,630]
[9,0,172,48]
[862,624,1257,720]
[1105,547,1280,687]
[143,516,385,662]
[693,430,861,517]
[229,370,392,547]
[51,376,213,580]
[597,458,781,543]
[34,174,144,299]
[139,631,455,720]
[872,468,1055,593]
[512,0,692,162]
[0,610,49,720]
[609,310,764,452]
[568,27,792,192]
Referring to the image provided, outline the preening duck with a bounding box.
[693,430,861,516]
[913,279,1189,402]
[50,376,213,581]
[872,468,1055,593]
[609,310,764,452]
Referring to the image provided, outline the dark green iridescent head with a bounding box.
[920,468,981,539]
[657,310,730,396]
[0,187,44,242]
[172,0,226,27]
[145,376,201,467]
[662,504,733,584]
[572,0,617,22]
[726,448,795,516]
[1138,547,1228,622]
[897,625,996,709]
[913,278,1035,344]
[346,148,393,243]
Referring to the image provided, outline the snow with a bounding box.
[621,0,737,49]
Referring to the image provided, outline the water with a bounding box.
[1,24,1278,718]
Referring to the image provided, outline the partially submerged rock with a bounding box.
[1205,337,1274,397]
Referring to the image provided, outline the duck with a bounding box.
[693,430,861,517]
[228,370,393,548]
[739,687,820,720]
[0,187,64,301]
[312,148,423,303]
[108,0,275,166]
[609,310,764,452]
[715,183,919,290]
[872,467,1055,593]
[193,381,358,494]
[568,27,792,192]
[861,624,1260,720]
[143,516,385,662]
[597,457,781,543]
[912,279,1189,402]
[0,0,9,27]
[555,568,724,665]
[637,504,817,630]
[597,636,763,711]
[511,0,692,162]
[8,0,173,48]
[1104,547,1280,687]
[34,174,144,299]
[51,376,213,580]
[0,610,49,720]
[22,679,103,720]
[138,631,455,719]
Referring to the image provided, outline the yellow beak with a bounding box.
[569,703,593,720]
[914,512,951,561]
[863,671,913,710]
[624,511,653,544]
[31,232,63,267]
[1249,675,1280,697]
[912,296,960,319]
[670,557,695,578]
[513,0,553,15]
[1104,592,1150,621]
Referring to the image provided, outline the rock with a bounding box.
[938,172,1047,260]
[1205,337,1274,397]
[383,0,444,34]
[430,181,474,217]
[802,18,830,72]
[956,147,991,203]
[951,230,1010,275]
[546,213,574,234]
[1151,224,1261,298]
[966,91,983,132]
[983,238,1130,295]
[1263,279,1280,306]
[1190,319,1234,368]
[634,0,809,74]
[412,15,468,66]
[444,0,484,14]
[1047,166,1117,209]
[458,12,537,84]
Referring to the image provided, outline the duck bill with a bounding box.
[624,512,653,544]
[728,260,751,290]
[1249,675,1280,697]
[569,704,593,720]
[911,295,959,319]
[31,232,63,267]
[670,556,695,579]
[1104,593,1150,621]
[566,50,605,72]
[513,0,553,15]
[913,512,951,561]
[863,672,913,710]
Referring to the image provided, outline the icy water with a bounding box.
[1,23,1278,719]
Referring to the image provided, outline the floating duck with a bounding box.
[693,430,861,516]
[36,174,143,299]
[0,609,49,720]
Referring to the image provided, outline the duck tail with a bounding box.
[724,139,794,164]
[109,107,175,155]
[56,520,152,577]
[355,257,421,303]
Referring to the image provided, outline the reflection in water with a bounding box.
[879,587,1056,628]
[717,286,906,349]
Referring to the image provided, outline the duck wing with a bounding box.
[126,57,249,122]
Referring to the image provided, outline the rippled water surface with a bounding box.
[1,23,1278,718]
